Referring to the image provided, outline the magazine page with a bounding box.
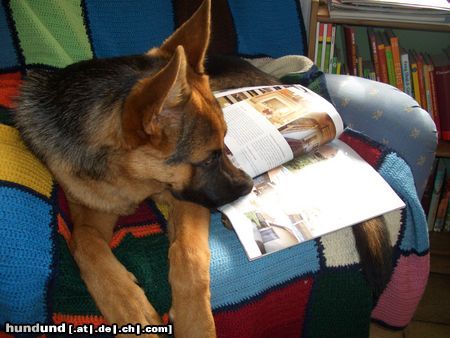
[219,140,405,260]
[214,85,344,178]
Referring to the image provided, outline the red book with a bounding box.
[367,28,380,82]
[344,26,357,76]
[375,32,388,83]
[426,54,441,138]
[435,64,450,140]
[416,52,427,110]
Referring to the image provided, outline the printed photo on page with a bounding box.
[214,85,344,178]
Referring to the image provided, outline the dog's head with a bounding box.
[121,0,252,208]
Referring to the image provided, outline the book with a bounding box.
[344,26,357,76]
[357,55,363,77]
[375,31,389,84]
[331,56,338,74]
[335,0,450,11]
[400,48,413,97]
[214,85,405,260]
[382,33,397,87]
[335,26,348,74]
[434,168,450,232]
[422,57,434,114]
[427,158,447,231]
[324,24,333,73]
[321,23,329,72]
[386,29,404,91]
[367,28,381,82]
[336,60,342,74]
[328,25,337,73]
[315,23,324,70]
[415,52,428,110]
[410,51,422,105]
[421,158,438,215]
[423,54,441,135]
[328,0,450,25]
[434,63,450,140]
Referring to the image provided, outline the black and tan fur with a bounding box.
[14,0,391,337]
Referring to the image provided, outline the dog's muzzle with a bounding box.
[172,168,253,209]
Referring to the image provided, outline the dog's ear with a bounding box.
[123,46,189,148]
[149,0,210,74]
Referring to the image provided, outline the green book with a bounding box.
[382,33,396,86]
[331,56,338,74]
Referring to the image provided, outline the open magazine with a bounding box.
[215,85,405,260]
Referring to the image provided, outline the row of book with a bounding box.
[327,0,450,25]
[423,158,450,232]
[314,22,450,141]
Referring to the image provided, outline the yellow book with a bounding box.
[410,52,421,106]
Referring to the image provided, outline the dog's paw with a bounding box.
[86,270,163,337]
[112,282,160,324]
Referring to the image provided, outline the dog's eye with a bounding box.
[198,150,221,167]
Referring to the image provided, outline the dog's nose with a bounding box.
[232,172,253,197]
[237,178,253,196]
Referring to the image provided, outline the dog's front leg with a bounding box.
[68,201,163,337]
[165,197,216,338]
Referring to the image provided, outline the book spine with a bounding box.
[376,35,388,83]
[328,25,336,73]
[427,158,447,231]
[316,23,324,70]
[435,64,450,141]
[429,65,441,139]
[434,187,450,232]
[314,22,321,65]
[401,52,413,96]
[324,24,333,73]
[434,167,450,232]
[321,23,328,72]
[416,53,427,110]
[331,56,338,74]
[422,158,438,215]
[423,63,433,114]
[344,26,357,76]
[411,58,421,106]
[367,28,380,82]
[385,45,396,87]
[388,33,404,91]
[358,56,363,77]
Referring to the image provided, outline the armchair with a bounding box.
[0,1,436,337]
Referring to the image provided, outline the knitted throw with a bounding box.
[0,1,428,337]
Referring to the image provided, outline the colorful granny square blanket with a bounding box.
[0,122,430,337]
[0,1,428,337]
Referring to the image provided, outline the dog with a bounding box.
[14,1,253,337]
[14,0,392,336]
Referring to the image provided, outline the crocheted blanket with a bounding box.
[0,124,429,337]
[0,1,429,337]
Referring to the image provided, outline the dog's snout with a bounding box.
[232,172,253,197]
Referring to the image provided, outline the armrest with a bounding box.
[325,74,438,198]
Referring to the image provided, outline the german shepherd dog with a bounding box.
[14,0,391,336]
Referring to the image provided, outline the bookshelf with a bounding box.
[308,1,450,61]
[308,0,450,157]
[308,0,450,273]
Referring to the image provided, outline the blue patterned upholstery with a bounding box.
[326,74,438,197]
